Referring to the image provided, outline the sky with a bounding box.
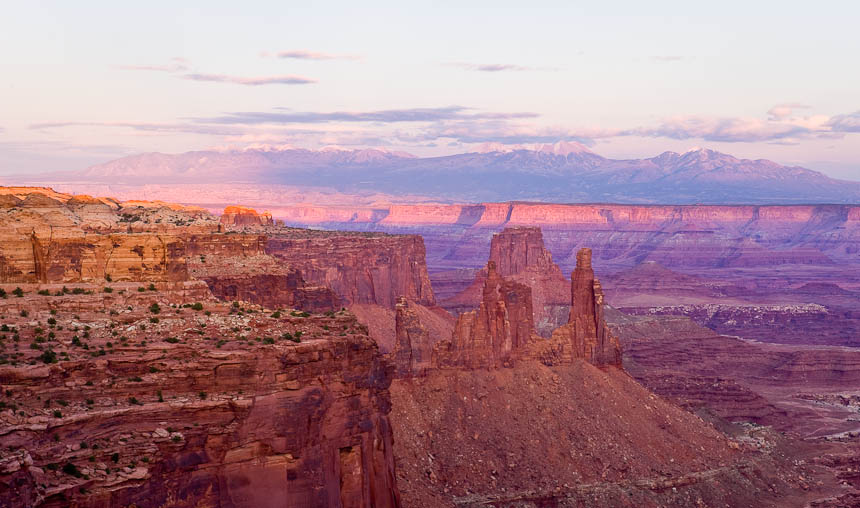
[1,1,859,179]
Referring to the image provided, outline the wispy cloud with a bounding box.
[194,106,538,125]
[29,121,243,136]
[181,73,316,85]
[269,50,361,61]
[113,57,189,73]
[447,62,554,72]
[113,58,316,86]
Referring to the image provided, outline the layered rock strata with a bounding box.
[392,296,433,377]
[201,271,340,313]
[0,286,400,508]
[265,233,435,308]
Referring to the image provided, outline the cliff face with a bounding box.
[0,286,399,508]
[202,272,341,313]
[278,202,860,272]
[0,233,189,284]
[265,233,435,308]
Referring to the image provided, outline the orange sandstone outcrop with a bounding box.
[219,205,274,228]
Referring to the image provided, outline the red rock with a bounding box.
[433,261,535,369]
[265,233,435,308]
[442,227,568,336]
[392,296,425,377]
[0,286,400,508]
[202,271,340,313]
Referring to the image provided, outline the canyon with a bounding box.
[2,186,860,507]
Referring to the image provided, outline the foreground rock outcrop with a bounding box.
[0,285,400,507]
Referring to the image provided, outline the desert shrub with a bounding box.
[62,463,82,477]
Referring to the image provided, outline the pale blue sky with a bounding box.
[1,1,859,178]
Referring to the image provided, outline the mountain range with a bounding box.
[15,142,860,204]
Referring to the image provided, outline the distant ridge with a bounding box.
[14,145,860,204]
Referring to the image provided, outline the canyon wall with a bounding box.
[265,233,435,308]
[277,202,860,274]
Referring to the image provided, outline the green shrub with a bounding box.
[12,287,24,298]
[149,303,161,314]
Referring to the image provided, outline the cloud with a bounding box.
[180,73,316,85]
[392,118,612,146]
[195,106,538,125]
[767,103,811,120]
[29,121,243,136]
[273,50,360,61]
[113,57,189,73]
[447,62,554,72]
[624,115,810,143]
[113,58,316,85]
[827,111,860,133]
